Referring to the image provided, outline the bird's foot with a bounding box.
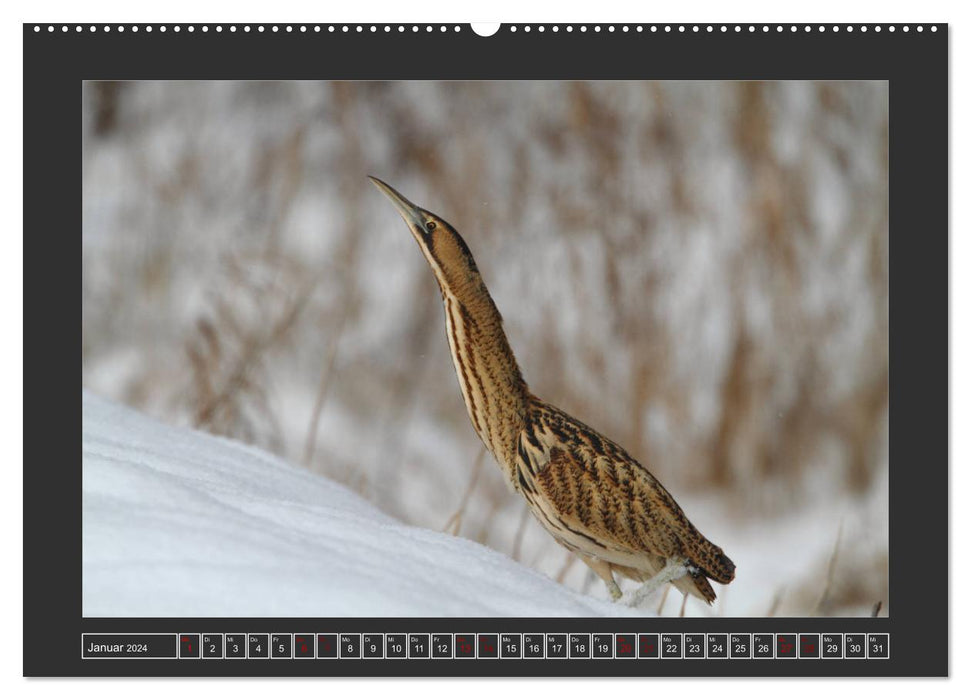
[606,580,623,601]
[625,559,688,608]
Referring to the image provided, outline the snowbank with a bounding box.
[82,392,636,617]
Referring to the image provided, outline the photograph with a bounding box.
[81,79,889,618]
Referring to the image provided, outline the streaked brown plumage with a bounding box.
[370,177,735,605]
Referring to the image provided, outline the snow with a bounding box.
[83,390,884,619]
[82,391,635,618]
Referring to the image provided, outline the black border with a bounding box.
[25,22,948,677]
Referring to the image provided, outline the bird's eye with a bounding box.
[426,221,437,232]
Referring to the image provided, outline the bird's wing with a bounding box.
[530,441,735,585]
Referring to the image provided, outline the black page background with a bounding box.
[23,23,947,677]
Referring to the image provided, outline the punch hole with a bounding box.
[471,23,500,37]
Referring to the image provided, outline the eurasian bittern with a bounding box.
[369,177,735,606]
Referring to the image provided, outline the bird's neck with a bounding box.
[440,280,530,466]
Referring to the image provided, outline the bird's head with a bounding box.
[369,176,480,293]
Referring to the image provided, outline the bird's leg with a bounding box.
[578,554,623,601]
[626,558,688,608]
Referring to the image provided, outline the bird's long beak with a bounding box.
[368,176,425,231]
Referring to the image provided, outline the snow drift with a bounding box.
[82,391,636,617]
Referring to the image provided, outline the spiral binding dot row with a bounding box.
[32,24,939,35]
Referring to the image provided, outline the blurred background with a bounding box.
[82,80,888,617]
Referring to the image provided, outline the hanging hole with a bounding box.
[471,23,500,37]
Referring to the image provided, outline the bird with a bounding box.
[369,176,736,606]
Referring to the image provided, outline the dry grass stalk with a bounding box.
[188,253,313,449]
[442,447,487,536]
[812,520,844,616]
[301,304,350,466]
[510,504,531,562]
[656,584,671,615]
[555,551,577,584]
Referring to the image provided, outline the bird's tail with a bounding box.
[679,536,736,604]
[696,541,736,584]
[673,570,717,604]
